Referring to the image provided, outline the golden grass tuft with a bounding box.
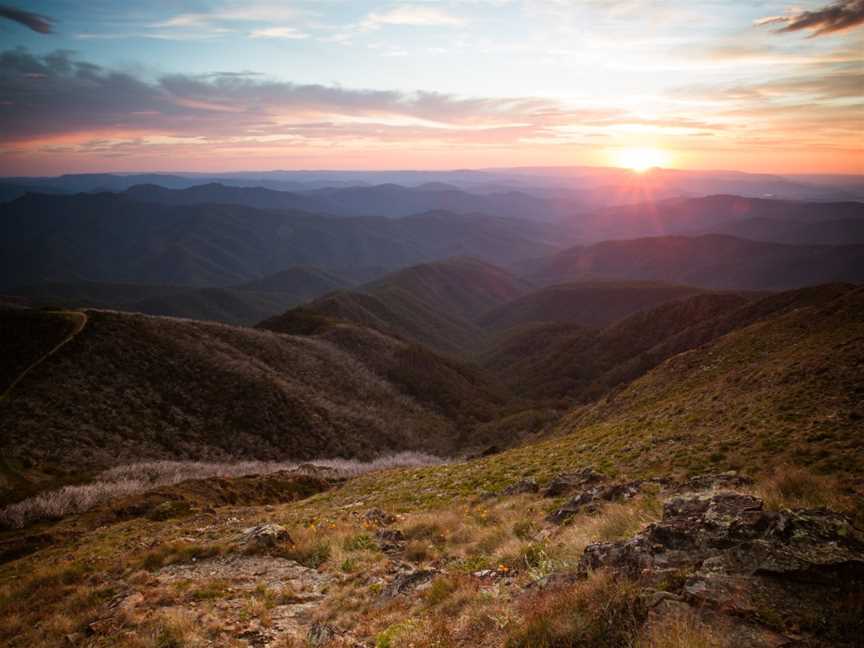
[637,609,731,648]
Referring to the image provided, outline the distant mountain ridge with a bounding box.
[479,281,710,331]
[579,194,864,242]
[9,267,353,325]
[259,258,531,356]
[522,234,864,289]
[0,192,575,290]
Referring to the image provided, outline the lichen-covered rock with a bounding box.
[579,492,864,646]
[241,523,293,549]
[681,470,754,492]
[543,467,606,498]
[376,528,406,553]
[379,569,438,600]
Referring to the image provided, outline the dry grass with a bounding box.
[506,570,645,648]
[637,609,731,648]
[755,465,843,511]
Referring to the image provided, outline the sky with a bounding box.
[0,0,862,175]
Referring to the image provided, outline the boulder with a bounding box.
[240,524,293,550]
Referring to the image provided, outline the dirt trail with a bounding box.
[1,310,88,401]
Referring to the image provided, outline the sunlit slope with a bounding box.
[309,284,864,513]
[552,283,864,478]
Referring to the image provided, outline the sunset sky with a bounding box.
[0,1,862,175]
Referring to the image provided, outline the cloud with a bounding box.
[0,48,600,143]
[363,5,466,28]
[249,27,308,39]
[2,47,854,170]
[756,0,864,36]
[0,4,54,33]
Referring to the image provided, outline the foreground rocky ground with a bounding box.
[0,465,861,647]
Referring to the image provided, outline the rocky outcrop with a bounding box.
[579,491,864,646]
[547,480,643,524]
[379,568,438,600]
[501,478,539,496]
[543,467,606,497]
[680,470,754,492]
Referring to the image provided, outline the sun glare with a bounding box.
[613,148,670,173]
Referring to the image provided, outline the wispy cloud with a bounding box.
[0,4,54,34]
[362,5,466,28]
[756,0,864,36]
[1,47,860,173]
[0,48,694,148]
[249,27,308,39]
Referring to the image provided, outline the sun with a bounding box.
[613,147,670,173]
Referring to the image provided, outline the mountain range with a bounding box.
[2,172,862,648]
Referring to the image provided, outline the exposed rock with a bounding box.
[543,467,606,497]
[376,528,406,553]
[363,508,396,527]
[681,470,754,492]
[501,477,539,496]
[547,480,643,524]
[241,523,293,549]
[528,571,581,590]
[472,569,496,579]
[580,491,864,646]
[155,554,331,644]
[379,569,438,600]
[307,622,339,646]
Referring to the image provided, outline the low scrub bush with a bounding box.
[0,452,443,529]
[280,540,331,569]
[757,465,840,511]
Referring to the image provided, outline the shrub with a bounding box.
[513,520,538,541]
[506,570,645,648]
[281,540,331,569]
[425,577,459,606]
[343,533,376,552]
